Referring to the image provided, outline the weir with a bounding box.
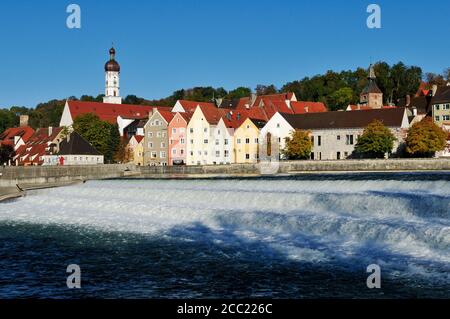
[0,159,449,189]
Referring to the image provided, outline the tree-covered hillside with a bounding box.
[1,62,448,133]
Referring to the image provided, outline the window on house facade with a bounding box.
[255,138,259,144]
[435,116,440,122]
[346,135,354,145]
[317,136,322,146]
[224,150,229,158]
[149,142,153,148]
[204,139,208,144]
[435,105,440,110]
[172,128,177,134]
[445,104,450,110]
[161,142,166,148]
[216,151,220,157]
[180,128,185,134]
[224,139,229,145]
[190,128,194,133]
[215,139,219,145]
[245,138,250,144]
[443,115,450,121]
[148,132,153,138]
[237,139,241,144]
[246,154,250,160]
[204,128,208,133]
[181,139,185,144]
[160,151,166,158]
[151,152,157,158]
[181,149,184,155]
[337,135,341,141]
[157,132,161,138]
[190,139,194,144]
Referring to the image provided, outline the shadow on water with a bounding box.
[0,216,448,299]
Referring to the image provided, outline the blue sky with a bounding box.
[0,0,449,108]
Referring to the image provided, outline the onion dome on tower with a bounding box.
[105,47,121,72]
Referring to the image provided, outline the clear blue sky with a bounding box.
[0,0,449,108]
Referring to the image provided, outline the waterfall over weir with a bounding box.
[0,173,449,298]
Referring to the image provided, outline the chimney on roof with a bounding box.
[406,95,411,106]
[20,115,29,127]
[48,127,53,136]
[304,106,309,113]
[412,107,418,117]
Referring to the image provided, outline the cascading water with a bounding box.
[0,173,449,298]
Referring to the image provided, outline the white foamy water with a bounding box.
[1,178,449,281]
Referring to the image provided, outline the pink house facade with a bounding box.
[168,112,192,165]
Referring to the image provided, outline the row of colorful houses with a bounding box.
[2,85,449,166]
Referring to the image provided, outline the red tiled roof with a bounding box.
[14,127,63,165]
[252,92,295,107]
[177,100,216,111]
[290,101,327,114]
[219,109,250,129]
[347,105,397,111]
[156,109,175,123]
[180,110,195,122]
[67,101,171,124]
[198,104,224,125]
[0,126,35,147]
[134,135,144,144]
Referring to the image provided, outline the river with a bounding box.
[0,172,449,298]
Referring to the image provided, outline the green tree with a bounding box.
[355,120,396,158]
[0,109,16,133]
[329,87,354,111]
[226,87,251,99]
[73,113,119,163]
[0,144,15,165]
[108,124,121,163]
[255,84,277,96]
[405,119,447,157]
[282,130,312,160]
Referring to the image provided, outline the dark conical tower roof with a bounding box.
[362,64,382,94]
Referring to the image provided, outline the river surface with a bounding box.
[0,173,449,298]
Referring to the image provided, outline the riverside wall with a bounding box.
[1,159,449,188]
[0,164,138,188]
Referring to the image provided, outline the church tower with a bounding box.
[103,47,122,104]
[360,64,383,109]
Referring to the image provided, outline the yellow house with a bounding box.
[234,118,266,164]
[127,135,144,166]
